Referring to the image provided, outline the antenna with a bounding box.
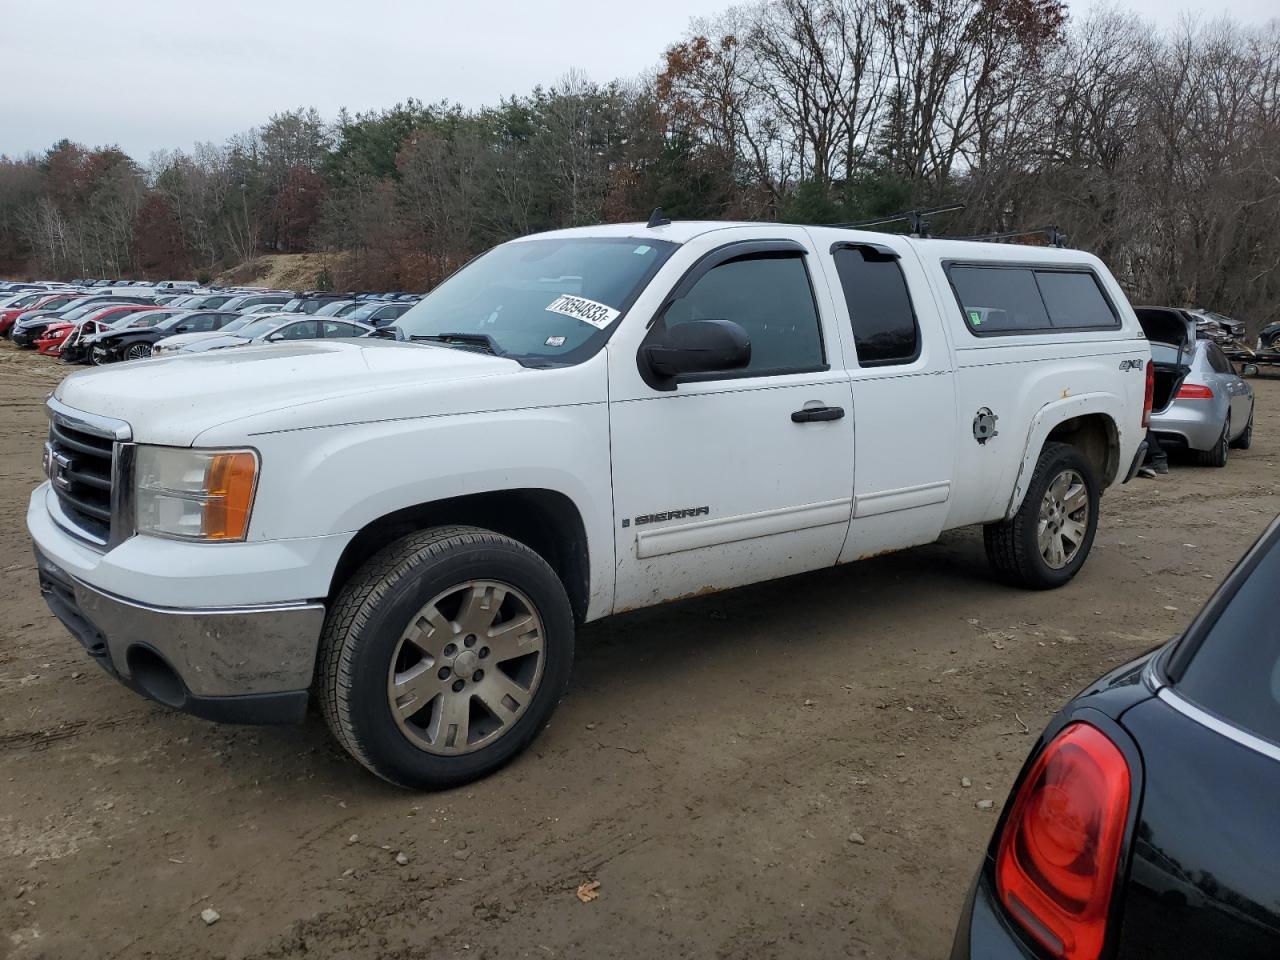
[825,203,965,238]
[646,207,672,229]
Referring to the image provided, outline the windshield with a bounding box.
[236,316,284,338]
[346,302,385,322]
[62,301,113,320]
[218,315,258,333]
[315,300,354,317]
[394,237,677,364]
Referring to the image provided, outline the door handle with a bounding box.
[791,405,845,423]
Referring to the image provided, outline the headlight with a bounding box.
[133,446,258,541]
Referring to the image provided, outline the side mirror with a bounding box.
[643,318,751,379]
[174,325,190,333]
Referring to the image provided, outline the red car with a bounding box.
[35,322,75,356]
[0,292,82,335]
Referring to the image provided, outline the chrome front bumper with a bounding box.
[36,549,325,724]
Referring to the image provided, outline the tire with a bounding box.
[983,442,1100,590]
[124,342,151,361]
[1197,415,1230,467]
[316,525,574,789]
[1230,407,1254,450]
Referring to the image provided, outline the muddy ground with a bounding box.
[1,346,1277,960]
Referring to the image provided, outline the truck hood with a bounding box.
[54,339,529,446]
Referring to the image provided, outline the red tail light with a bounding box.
[1175,383,1214,400]
[1141,362,1154,428]
[996,723,1131,960]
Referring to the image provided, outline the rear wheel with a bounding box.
[984,442,1100,590]
[1230,407,1254,450]
[1198,415,1230,467]
[316,526,574,789]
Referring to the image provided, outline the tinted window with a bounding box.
[319,321,359,337]
[1206,343,1232,374]
[278,320,318,340]
[1035,271,1117,328]
[950,265,1118,334]
[1177,535,1280,744]
[661,253,823,375]
[832,247,919,366]
[950,266,1049,333]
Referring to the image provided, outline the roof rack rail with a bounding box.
[947,225,1069,248]
[824,203,965,238]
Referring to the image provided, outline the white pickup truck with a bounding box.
[29,220,1152,788]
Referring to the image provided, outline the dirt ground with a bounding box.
[1,347,1277,960]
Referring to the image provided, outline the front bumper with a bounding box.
[11,325,46,347]
[35,547,323,723]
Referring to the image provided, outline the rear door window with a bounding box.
[1175,534,1280,745]
[832,246,919,366]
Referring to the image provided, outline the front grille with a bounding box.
[45,404,129,545]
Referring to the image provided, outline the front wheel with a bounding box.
[123,342,152,361]
[984,442,1100,590]
[316,526,574,789]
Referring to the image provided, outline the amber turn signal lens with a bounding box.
[202,451,258,540]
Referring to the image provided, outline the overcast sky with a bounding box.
[2,0,1275,160]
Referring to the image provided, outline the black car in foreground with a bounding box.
[89,310,239,363]
[952,515,1280,960]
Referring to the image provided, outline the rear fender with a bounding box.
[1004,392,1124,519]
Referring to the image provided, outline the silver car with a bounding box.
[1139,306,1254,466]
[164,314,375,354]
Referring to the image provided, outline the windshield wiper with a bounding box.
[410,332,506,357]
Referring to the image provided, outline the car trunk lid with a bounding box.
[1136,307,1194,413]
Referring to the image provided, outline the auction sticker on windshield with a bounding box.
[545,294,621,330]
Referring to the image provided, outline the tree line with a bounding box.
[1,1,1277,327]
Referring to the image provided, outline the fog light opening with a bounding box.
[126,646,187,708]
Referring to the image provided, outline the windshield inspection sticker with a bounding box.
[545,335,567,347]
[546,294,620,330]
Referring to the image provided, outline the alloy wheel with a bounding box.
[1038,469,1089,570]
[387,580,545,755]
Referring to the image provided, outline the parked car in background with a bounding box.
[219,292,294,313]
[344,300,414,328]
[178,293,237,310]
[951,514,1280,960]
[0,291,84,334]
[1137,307,1254,467]
[172,314,373,353]
[313,299,360,317]
[273,291,352,314]
[1188,308,1246,346]
[90,310,241,363]
[60,308,193,364]
[11,296,155,346]
[34,323,76,356]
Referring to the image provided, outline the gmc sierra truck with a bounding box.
[29,220,1151,788]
